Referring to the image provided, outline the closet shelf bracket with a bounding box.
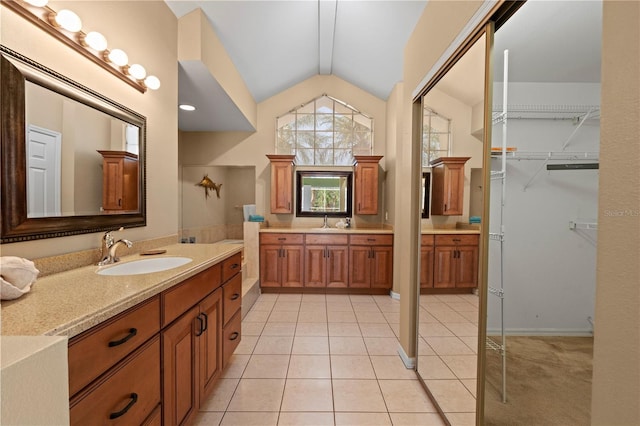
[569,221,598,230]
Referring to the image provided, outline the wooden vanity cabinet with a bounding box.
[433,234,479,289]
[430,157,469,216]
[221,253,243,367]
[304,234,349,288]
[260,233,304,287]
[267,154,295,214]
[349,234,393,289]
[420,235,435,289]
[354,156,383,215]
[98,150,139,212]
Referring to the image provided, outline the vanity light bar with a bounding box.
[3,0,161,93]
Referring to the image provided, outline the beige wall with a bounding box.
[0,1,179,259]
[591,1,640,423]
[180,74,387,228]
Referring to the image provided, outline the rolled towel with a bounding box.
[1,256,39,301]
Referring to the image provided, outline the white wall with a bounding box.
[487,82,600,335]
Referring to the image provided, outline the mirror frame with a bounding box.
[0,45,146,243]
[295,170,353,218]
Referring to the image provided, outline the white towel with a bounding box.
[1,256,40,301]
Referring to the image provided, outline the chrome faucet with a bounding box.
[98,228,133,266]
[322,215,329,229]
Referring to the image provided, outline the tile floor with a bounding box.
[417,294,480,426]
[194,293,448,426]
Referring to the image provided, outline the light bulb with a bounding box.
[25,0,49,6]
[128,64,146,80]
[179,104,196,111]
[107,49,128,66]
[144,75,161,90]
[84,31,107,51]
[54,9,82,32]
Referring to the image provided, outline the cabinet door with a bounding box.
[455,245,479,288]
[270,159,293,213]
[355,162,379,214]
[434,246,456,288]
[103,158,124,210]
[305,245,327,287]
[371,246,393,289]
[420,246,434,288]
[349,246,372,288]
[327,245,349,288]
[199,289,223,401]
[260,245,282,287]
[442,162,465,215]
[282,245,304,287]
[162,306,198,426]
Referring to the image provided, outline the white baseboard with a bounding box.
[397,346,416,369]
[390,290,400,300]
[486,328,594,337]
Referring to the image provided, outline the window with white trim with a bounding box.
[422,106,452,166]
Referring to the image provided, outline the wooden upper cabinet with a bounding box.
[98,150,139,212]
[429,157,470,216]
[267,155,295,214]
[354,155,383,215]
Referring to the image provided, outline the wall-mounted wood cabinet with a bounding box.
[429,157,469,216]
[98,150,138,212]
[354,155,383,215]
[433,234,479,289]
[266,154,295,214]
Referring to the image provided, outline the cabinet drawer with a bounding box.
[306,234,348,245]
[222,253,242,283]
[260,233,304,245]
[68,296,160,397]
[70,336,161,426]
[421,234,435,246]
[223,273,242,325]
[435,234,479,246]
[142,405,162,426]
[162,264,221,327]
[349,234,393,246]
[222,310,242,367]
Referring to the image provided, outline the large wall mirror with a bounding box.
[1,46,146,243]
[295,170,353,217]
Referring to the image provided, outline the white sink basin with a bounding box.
[97,257,192,276]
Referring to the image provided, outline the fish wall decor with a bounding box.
[196,175,222,199]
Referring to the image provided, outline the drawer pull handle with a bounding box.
[229,332,239,341]
[108,328,137,347]
[202,312,208,332]
[231,263,240,269]
[367,238,376,242]
[278,237,286,241]
[230,293,240,301]
[195,315,205,336]
[109,393,138,419]
[453,238,461,242]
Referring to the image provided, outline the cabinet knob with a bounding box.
[230,293,240,301]
[229,332,240,341]
[109,393,138,419]
[231,263,240,269]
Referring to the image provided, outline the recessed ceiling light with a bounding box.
[179,104,196,111]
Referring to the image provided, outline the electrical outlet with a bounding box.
[189,236,196,244]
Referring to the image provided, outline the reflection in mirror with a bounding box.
[415,32,486,423]
[0,46,146,243]
[421,172,430,218]
[295,170,352,217]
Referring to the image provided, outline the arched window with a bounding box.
[422,107,452,166]
[276,95,373,165]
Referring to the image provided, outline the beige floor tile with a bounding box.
[242,322,266,336]
[445,412,476,426]
[242,355,290,378]
[423,379,476,413]
[417,356,456,379]
[253,336,294,355]
[297,310,328,323]
[287,355,331,379]
[221,354,251,378]
[328,323,362,337]
[262,322,297,336]
[292,336,330,354]
[445,302,478,312]
[418,338,436,355]
[193,411,224,426]
[281,379,333,411]
[268,311,300,322]
[334,412,391,425]
[363,337,400,355]
[328,311,357,323]
[329,336,368,355]
[220,412,279,425]
[234,335,259,355]
[375,302,400,313]
[227,378,285,412]
[296,322,329,336]
[299,302,327,312]
[388,323,400,338]
[430,310,468,323]
[359,323,395,338]
[382,312,400,323]
[461,378,477,397]
[444,322,478,337]
[355,311,387,323]
[352,303,382,312]
[459,311,479,324]
[425,337,475,356]
[332,380,386,412]
[388,412,447,426]
[301,293,327,302]
[419,322,455,337]
[277,294,303,302]
[258,294,279,301]
[273,301,301,312]
[435,295,468,303]
[370,355,417,380]
[349,295,375,303]
[200,378,240,411]
[243,310,271,323]
[418,310,441,323]
[326,302,354,312]
[378,379,437,412]
[330,355,376,379]
[278,412,334,425]
[440,355,477,379]
[249,301,276,311]
[421,301,453,313]
[459,336,478,354]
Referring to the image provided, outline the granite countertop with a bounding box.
[260,228,393,234]
[0,242,242,338]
